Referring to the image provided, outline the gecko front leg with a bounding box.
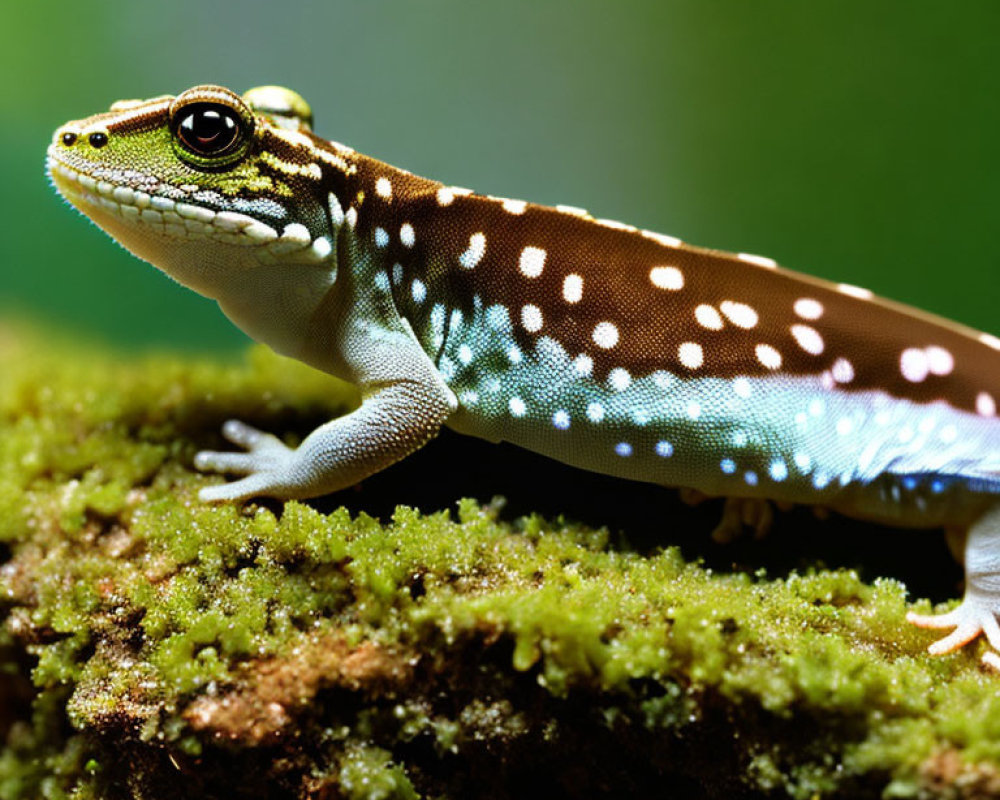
[907,501,1000,668]
[195,329,457,502]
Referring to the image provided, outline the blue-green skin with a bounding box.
[46,85,1000,663]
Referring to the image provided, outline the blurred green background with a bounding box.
[1,1,997,354]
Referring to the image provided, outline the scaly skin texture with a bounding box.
[47,84,1000,666]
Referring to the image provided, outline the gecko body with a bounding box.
[47,85,1000,665]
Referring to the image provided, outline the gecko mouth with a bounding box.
[46,150,284,246]
[46,149,331,261]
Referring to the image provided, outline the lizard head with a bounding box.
[47,85,352,297]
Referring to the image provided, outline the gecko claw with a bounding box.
[907,596,1000,658]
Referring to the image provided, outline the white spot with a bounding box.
[458,344,473,365]
[695,304,724,331]
[553,410,571,430]
[642,230,683,248]
[311,237,333,259]
[793,298,824,320]
[809,398,825,417]
[375,176,392,199]
[790,324,824,355]
[733,377,752,398]
[686,401,701,419]
[374,227,389,248]
[838,283,874,300]
[737,252,777,268]
[411,279,426,304]
[345,207,358,228]
[574,354,593,376]
[655,441,674,458]
[812,472,831,490]
[507,345,522,364]
[502,198,527,214]
[615,442,633,457]
[460,390,479,406]
[649,266,684,290]
[755,344,782,370]
[562,274,583,303]
[556,204,589,217]
[509,397,526,417]
[430,307,447,345]
[392,263,404,285]
[328,192,345,225]
[720,458,736,475]
[794,452,812,471]
[374,272,391,292]
[745,471,759,486]
[979,333,1000,350]
[608,368,631,391]
[592,322,620,349]
[836,417,854,436]
[897,426,913,443]
[977,392,996,417]
[436,186,471,206]
[769,460,788,482]
[586,402,605,423]
[519,246,546,278]
[521,304,544,333]
[400,223,415,248]
[926,346,954,376]
[597,218,636,232]
[831,358,854,384]
[678,342,704,369]
[439,356,457,380]
[459,232,486,269]
[900,347,929,382]
[732,431,748,447]
[720,301,759,329]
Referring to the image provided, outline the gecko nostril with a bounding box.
[61,132,77,146]
[88,132,108,149]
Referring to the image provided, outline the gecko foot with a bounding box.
[907,595,1000,667]
[195,419,296,502]
[710,497,774,543]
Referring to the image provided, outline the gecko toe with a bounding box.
[908,597,1000,657]
[221,419,274,448]
[194,450,259,475]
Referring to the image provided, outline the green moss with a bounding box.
[0,321,999,798]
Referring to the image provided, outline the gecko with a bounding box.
[47,84,1000,667]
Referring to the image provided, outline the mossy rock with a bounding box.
[0,321,998,800]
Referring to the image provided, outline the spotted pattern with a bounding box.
[332,152,1000,429]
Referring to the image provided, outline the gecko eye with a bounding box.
[169,86,256,170]
[174,103,243,156]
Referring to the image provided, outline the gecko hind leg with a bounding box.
[907,502,1000,668]
[676,489,787,544]
[710,497,775,543]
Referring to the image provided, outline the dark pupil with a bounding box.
[178,107,239,155]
